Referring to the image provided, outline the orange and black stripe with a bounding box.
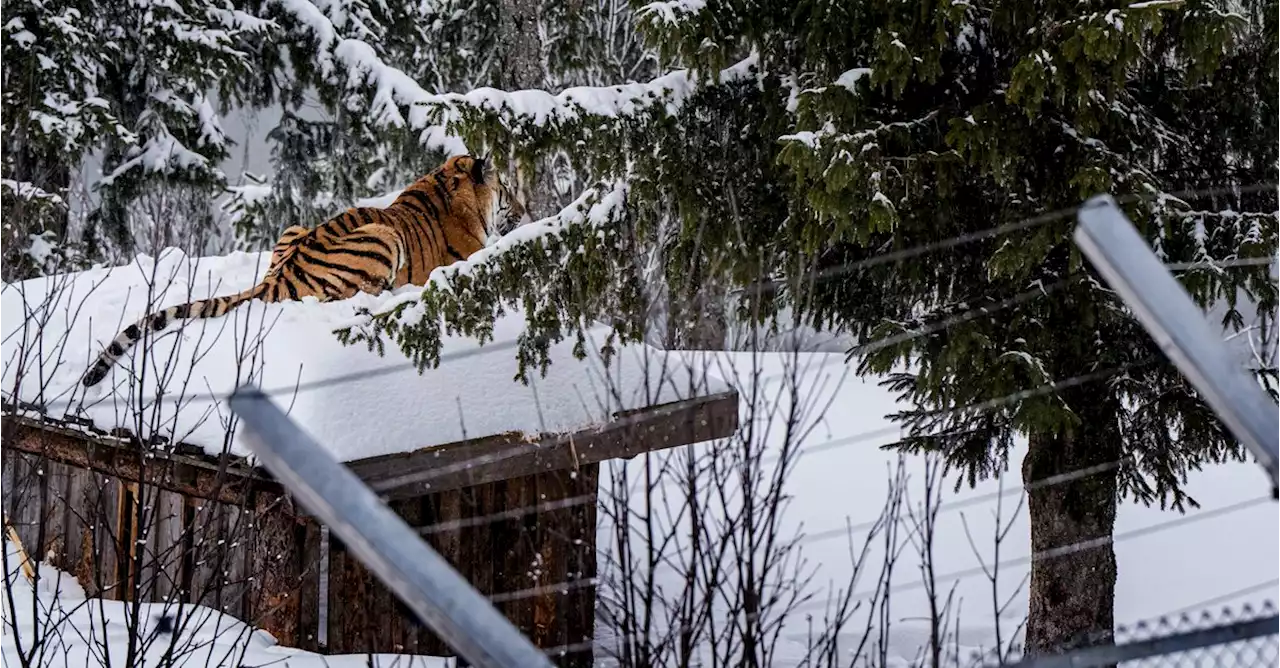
[81,154,522,388]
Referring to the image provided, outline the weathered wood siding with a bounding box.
[3,388,740,667]
[0,430,321,651]
[1,427,599,665]
[325,465,600,667]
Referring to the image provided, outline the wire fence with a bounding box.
[1,180,1276,667]
[990,600,1279,668]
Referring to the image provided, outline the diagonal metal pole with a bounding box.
[229,386,555,668]
[1074,195,1279,494]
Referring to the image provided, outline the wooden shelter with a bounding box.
[1,387,738,666]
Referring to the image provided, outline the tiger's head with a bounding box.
[463,155,529,240]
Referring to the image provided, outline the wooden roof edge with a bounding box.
[348,389,741,500]
[2,409,262,478]
[2,388,741,501]
[2,412,285,506]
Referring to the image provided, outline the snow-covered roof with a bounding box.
[1,247,729,464]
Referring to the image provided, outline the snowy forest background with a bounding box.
[2,0,1278,665]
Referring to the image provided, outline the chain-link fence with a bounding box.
[992,601,1279,668]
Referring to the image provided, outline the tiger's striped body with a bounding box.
[80,155,526,388]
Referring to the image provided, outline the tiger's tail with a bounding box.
[80,283,271,388]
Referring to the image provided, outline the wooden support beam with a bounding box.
[346,390,740,501]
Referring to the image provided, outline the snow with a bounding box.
[834,67,872,91]
[1,179,66,206]
[23,233,57,267]
[98,131,219,186]
[0,197,727,463]
[778,130,819,148]
[423,55,758,131]
[597,351,1280,663]
[272,0,753,155]
[9,29,36,47]
[2,540,457,667]
[636,0,707,25]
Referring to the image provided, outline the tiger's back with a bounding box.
[267,155,521,289]
[80,154,526,388]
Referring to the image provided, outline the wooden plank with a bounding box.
[5,452,65,583]
[386,497,424,654]
[349,391,739,500]
[93,475,122,599]
[123,482,150,602]
[244,493,294,644]
[5,390,736,506]
[532,470,569,651]
[221,504,247,618]
[0,449,33,585]
[151,489,185,602]
[11,453,43,568]
[188,498,224,609]
[495,476,538,641]
[0,448,13,519]
[324,534,346,654]
[39,460,70,570]
[563,464,599,668]
[62,465,92,592]
[465,485,495,597]
[297,520,322,651]
[326,532,383,654]
[418,490,461,656]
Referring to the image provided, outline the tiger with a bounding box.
[80,154,527,388]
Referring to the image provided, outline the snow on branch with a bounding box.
[98,129,220,187]
[1,180,66,207]
[265,0,759,151]
[419,54,757,133]
[336,181,646,382]
[636,0,707,26]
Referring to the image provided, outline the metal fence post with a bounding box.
[229,386,555,668]
[1074,195,1280,494]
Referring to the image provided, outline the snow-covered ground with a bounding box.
[1,540,457,667]
[1,347,1275,666]
[595,350,1279,665]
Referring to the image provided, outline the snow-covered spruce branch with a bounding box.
[414,52,757,154]
[1,180,66,207]
[261,0,759,151]
[635,0,708,28]
[335,181,647,383]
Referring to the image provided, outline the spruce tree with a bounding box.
[346,0,1277,652]
[1,0,273,271]
[226,0,658,251]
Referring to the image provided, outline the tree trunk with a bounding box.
[664,285,728,350]
[496,0,560,221]
[495,0,543,93]
[1021,390,1119,657]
